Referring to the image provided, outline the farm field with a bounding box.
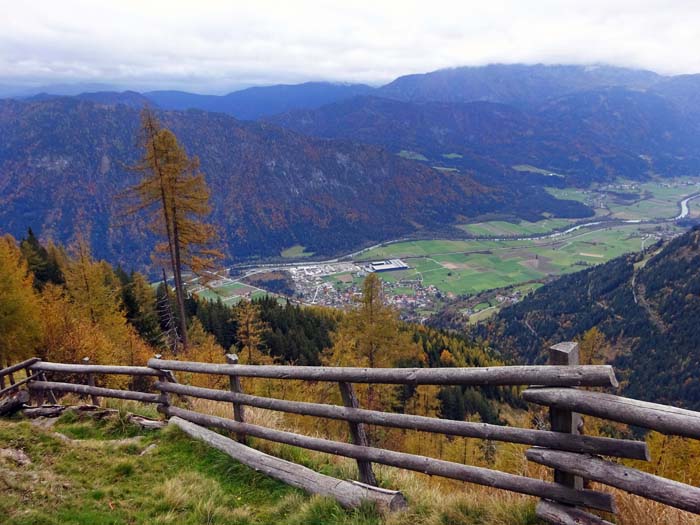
[606,180,700,220]
[546,178,700,221]
[358,223,680,297]
[458,218,574,237]
[281,244,314,258]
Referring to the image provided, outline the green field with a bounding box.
[511,164,563,177]
[358,224,679,296]
[458,218,574,237]
[281,245,314,258]
[606,181,700,220]
[544,186,591,203]
[545,178,700,221]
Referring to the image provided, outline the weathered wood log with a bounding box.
[548,343,583,490]
[225,354,247,443]
[169,416,408,512]
[21,405,67,418]
[339,381,377,485]
[0,390,30,416]
[527,448,700,514]
[0,373,41,397]
[153,381,648,460]
[30,362,160,376]
[522,388,700,440]
[162,405,615,512]
[148,359,618,387]
[128,414,167,430]
[536,500,614,524]
[29,381,162,404]
[1,358,41,378]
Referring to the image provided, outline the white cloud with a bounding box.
[1,0,699,93]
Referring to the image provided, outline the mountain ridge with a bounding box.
[474,227,700,409]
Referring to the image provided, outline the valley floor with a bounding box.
[192,178,700,323]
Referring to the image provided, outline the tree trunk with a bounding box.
[171,210,188,351]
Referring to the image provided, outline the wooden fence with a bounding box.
[1,342,700,523]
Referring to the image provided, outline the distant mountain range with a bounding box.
[6,63,700,120]
[268,87,700,186]
[145,82,375,120]
[475,227,700,410]
[1,63,700,267]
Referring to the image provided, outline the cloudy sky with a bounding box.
[2,0,700,93]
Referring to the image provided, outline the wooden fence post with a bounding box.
[338,381,377,486]
[25,364,39,406]
[548,342,583,490]
[225,354,247,443]
[82,357,100,406]
[154,354,171,412]
[41,372,58,405]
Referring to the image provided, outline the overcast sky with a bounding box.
[2,0,700,93]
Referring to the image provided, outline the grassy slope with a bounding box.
[0,412,539,525]
[0,414,375,525]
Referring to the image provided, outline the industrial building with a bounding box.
[367,259,409,272]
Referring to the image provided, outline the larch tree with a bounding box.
[234,300,270,365]
[0,235,43,366]
[324,273,421,412]
[124,109,221,351]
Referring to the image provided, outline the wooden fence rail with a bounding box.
[0,358,40,379]
[154,380,649,460]
[2,346,700,523]
[160,404,616,512]
[146,359,619,387]
[523,387,700,440]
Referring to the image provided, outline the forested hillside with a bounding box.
[0,98,534,267]
[477,227,700,409]
[269,88,700,186]
[1,231,515,427]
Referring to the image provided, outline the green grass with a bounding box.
[458,218,573,238]
[0,413,539,525]
[544,186,591,203]
[0,417,381,525]
[281,245,315,259]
